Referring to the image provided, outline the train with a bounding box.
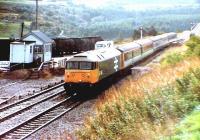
[63,32,177,94]
[52,36,103,56]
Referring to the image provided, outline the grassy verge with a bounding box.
[161,36,200,67]
[165,109,200,140]
[76,36,200,140]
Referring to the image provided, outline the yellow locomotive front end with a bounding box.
[64,60,99,94]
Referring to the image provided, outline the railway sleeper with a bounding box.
[3,136,21,140]
[28,121,42,125]
[25,124,41,128]
[17,128,33,132]
[15,130,32,134]
[37,118,51,122]
[22,125,38,129]
[6,133,25,138]
[12,131,29,135]
[46,112,60,116]
[42,115,56,119]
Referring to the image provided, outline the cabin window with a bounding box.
[34,45,43,53]
[45,45,50,52]
[30,46,32,53]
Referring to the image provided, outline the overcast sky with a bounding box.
[73,0,197,9]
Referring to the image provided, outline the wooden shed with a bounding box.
[10,41,35,64]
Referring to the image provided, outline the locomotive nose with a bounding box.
[64,70,99,84]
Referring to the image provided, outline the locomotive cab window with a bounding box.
[80,62,92,70]
[66,62,79,69]
[66,61,96,70]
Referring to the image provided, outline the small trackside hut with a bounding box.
[22,30,54,63]
[10,41,35,64]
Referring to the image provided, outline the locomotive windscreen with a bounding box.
[66,62,96,70]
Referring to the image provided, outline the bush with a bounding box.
[165,110,200,140]
[161,52,185,66]
[186,36,200,56]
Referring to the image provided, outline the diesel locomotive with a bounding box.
[64,32,177,94]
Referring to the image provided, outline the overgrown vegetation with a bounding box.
[161,36,200,66]
[165,110,200,140]
[76,38,200,139]
[77,67,200,140]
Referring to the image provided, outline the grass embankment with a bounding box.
[76,36,200,140]
[166,109,200,140]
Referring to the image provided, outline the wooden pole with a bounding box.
[36,0,38,30]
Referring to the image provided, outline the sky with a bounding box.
[73,0,198,9]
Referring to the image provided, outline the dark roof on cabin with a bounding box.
[11,41,35,45]
[23,30,53,43]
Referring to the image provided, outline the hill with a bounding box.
[0,0,200,39]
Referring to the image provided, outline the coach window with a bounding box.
[124,51,133,60]
[143,45,152,52]
[134,49,141,57]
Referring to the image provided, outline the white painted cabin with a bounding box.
[22,31,54,62]
[10,41,35,64]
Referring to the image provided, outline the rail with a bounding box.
[0,95,81,140]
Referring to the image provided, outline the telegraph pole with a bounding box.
[140,27,143,39]
[36,0,38,30]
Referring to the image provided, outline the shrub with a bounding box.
[186,36,200,56]
[161,52,185,66]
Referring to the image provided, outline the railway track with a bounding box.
[0,82,65,122]
[0,95,81,140]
